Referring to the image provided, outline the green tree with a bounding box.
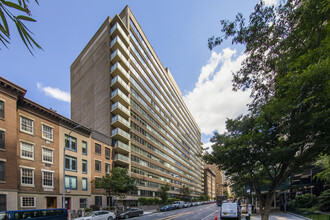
[179,185,191,201]
[93,167,137,210]
[0,0,41,53]
[318,189,330,211]
[315,154,330,183]
[158,184,171,204]
[205,1,329,219]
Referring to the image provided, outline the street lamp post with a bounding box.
[63,124,81,209]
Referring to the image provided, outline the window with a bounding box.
[95,177,101,189]
[65,176,77,189]
[0,101,4,119]
[95,160,101,172]
[20,142,34,160]
[0,194,6,211]
[0,162,4,181]
[42,124,53,141]
[21,168,34,186]
[82,141,87,155]
[21,197,36,207]
[65,156,77,171]
[105,163,111,174]
[20,116,34,134]
[105,147,110,159]
[80,198,88,208]
[95,143,101,154]
[82,160,87,174]
[0,131,4,150]
[95,196,102,206]
[42,148,53,163]
[65,135,77,151]
[42,171,53,187]
[82,178,87,190]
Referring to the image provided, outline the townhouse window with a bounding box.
[105,163,111,174]
[20,142,34,160]
[95,160,101,172]
[0,162,4,181]
[0,131,4,150]
[80,198,88,208]
[65,156,77,171]
[42,124,53,141]
[105,147,110,159]
[21,197,35,207]
[0,194,6,211]
[42,171,54,188]
[0,101,4,119]
[65,176,77,189]
[20,116,34,134]
[82,160,87,174]
[82,178,87,190]
[21,168,34,186]
[95,196,102,206]
[95,177,101,189]
[82,141,87,155]
[95,143,101,154]
[65,135,77,151]
[42,148,53,163]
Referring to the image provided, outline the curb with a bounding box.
[287,212,312,220]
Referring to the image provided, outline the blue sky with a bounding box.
[0,0,276,145]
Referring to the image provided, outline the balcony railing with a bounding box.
[115,153,130,163]
[111,102,130,116]
[110,23,129,44]
[110,88,130,104]
[111,127,130,139]
[110,50,129,70]
[111,115,130,127]
[110,62,130,81]
[110,75,130,93]
[110,36,129,56]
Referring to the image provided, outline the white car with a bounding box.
[75,211,116,220]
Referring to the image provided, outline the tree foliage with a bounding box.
[205,0,329,219]
[158,184,171,204]
[315,154,330,183]
[93,167,137,209]
[179,185,191,201]
[0,0,41,53]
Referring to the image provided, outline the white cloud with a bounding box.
[183,48,251,136]
[263,0,277,6]
[202,142,214,154]
[37,82,70,102]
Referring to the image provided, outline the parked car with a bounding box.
[118,208,143,219]
[160,205,175,212]
[220,202,241,220]
[75,211,116,220]
[172,201,185,209]
[0,208,68,220]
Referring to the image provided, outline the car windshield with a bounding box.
[85,212,95,217]
[223,204,237,210]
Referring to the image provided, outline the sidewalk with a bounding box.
[143,209,158,215]
[250,211,308,220]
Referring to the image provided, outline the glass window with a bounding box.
[42,148,53,163]
[65,135,77,151]
[105,147,110,159]
[95,177,101,189]
[20,142,34,160]
[65,176,77,189]
[20,116,34,134]
[0,194,6,211]
[95,196,102,206]
[0,131,4,150]
[21,197,35,207]
[42,171,53,187]
[0,101,4,119]
[82,141,87,155]
[65,156,77,171]
[82,178,87,190]
[80,198,88,208]
[21,168,34,185]
[82,160,87,174]
[0,162,4,181]
[95,160,101,172]
[95,143,101,154]
[42,124,53,141]
[105,163,111,174]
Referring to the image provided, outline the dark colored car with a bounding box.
[160,205,175,212]
[118,208,143,219]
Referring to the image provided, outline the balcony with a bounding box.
[111,102,130,119]
[114,153,130,166]
[111,115,130,131]
[110,75,130,95]
[113,140,130,154]
[110,50,129,70]
[111,127,130,142]
[110,36,129,58]
[110,23,129,46]
[110,62,130,83]
[110,89,130,107]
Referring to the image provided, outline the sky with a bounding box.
[0,0,277,149]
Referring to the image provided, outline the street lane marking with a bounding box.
[156,211,193,220]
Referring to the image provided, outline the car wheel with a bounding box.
[125,214,129,219]
[139,213,142,216]
[108,217,113,220]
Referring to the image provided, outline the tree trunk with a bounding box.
[260,194,274,220]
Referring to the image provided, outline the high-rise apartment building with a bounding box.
[71,6,203,203]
